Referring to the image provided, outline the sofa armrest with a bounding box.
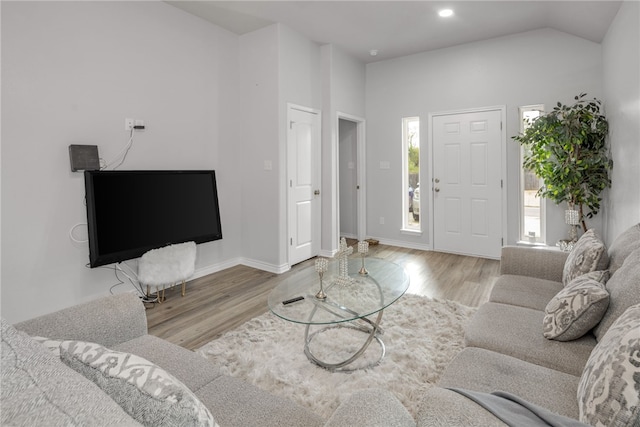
[500,246,569,283]
[14,293,148,347]
[325,389,415,427]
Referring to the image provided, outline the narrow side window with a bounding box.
[519,105,545,244]
[402,117,420,231]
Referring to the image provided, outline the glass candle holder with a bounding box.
[314,257,328,300]
[358,241,369,275]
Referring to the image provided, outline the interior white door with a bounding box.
[288,106,321,266]
[432,109,503,258]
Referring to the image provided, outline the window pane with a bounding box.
[403,117,420,231]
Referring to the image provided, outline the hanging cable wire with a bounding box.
[69,223,89,243]
[88,262,156,306]
[102,127,135,170]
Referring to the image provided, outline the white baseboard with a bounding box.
[319,248,337,258]
[192,238,432,281]
[369,237,432,252]
[192,256,290,280]
[192,257,243,280]
[240,258,290,274]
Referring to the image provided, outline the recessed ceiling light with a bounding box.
[438,9,454,18]
[369,49,378,56]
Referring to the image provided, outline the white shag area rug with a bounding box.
[196,294,475,419]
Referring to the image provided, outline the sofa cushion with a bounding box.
[417,387,507,427]
[465,303,595,376]
[489,275,563,311]
[593,247,640,341]
[195,375,325,427]
[325,389,415,427]
[1,319,139,427]
[562,229,609,286]
[113,334,222,393]
[40,339,217,427]
[439,347,581,419]
[499,246,569,282]
[578,304,640,427]
[543,271,610,341]
[607,223,640,275]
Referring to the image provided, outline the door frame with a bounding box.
[287,103,322,267]
[336,112,367,243]
[428,105,507,258]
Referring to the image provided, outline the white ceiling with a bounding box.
[166,1,622,63]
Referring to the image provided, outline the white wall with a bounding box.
[365,28,603,248]
[1,1,242,322]
[238,25,281,269]
[320,45,366,252]
[277,24,322,266]
[602,1,640,245]
[238,23,323,271]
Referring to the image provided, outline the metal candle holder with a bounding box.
[358,240,369,275]
[314,257,328,300]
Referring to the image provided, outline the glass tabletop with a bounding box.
[268,257,409,325]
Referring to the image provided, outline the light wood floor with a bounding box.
[146,244,500,351]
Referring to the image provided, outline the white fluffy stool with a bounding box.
[138,241,196,302]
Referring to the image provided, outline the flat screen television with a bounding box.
[85,170,222,267]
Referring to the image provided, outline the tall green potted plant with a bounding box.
[513,93,612,241]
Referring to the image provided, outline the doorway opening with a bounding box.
[339,119,357,239]
[336,113,366,245]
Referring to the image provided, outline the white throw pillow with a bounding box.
[543,271,610,341]
[562,229,609,286]
[34,337,217,427]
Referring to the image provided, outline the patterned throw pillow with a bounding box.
[543,271,610,341]
[577,304,640,427]
[34,338,217,427]
[562,229,609,286]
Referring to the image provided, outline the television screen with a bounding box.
[85,170,222,267]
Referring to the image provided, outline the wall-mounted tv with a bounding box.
[85,170,222,267]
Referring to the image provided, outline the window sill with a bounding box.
[516,240,548,247]
[401,229,422,236]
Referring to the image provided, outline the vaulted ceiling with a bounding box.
[166,1,622,63]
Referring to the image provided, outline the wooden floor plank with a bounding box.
[146,245,500,350]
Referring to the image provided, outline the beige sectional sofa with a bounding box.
[419,223,640,426]
[2,224,638,427]
[2,288,413,426]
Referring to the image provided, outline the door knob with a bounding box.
[434,187,440,192]
[314,190,320,195]
[434,178,440,183]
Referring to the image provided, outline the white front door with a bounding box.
[288,105,321,266]
[432,109,504,259]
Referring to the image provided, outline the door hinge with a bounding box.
[500,121,503,130]
[501,179,503,188]
[290,121,294,130]
[501,238,504,246]
[290,238,293,245]
[290,180,292,187]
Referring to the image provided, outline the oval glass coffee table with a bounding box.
[268,257,409,371]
